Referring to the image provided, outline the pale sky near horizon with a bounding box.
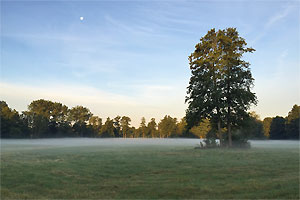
[1,0,299,127]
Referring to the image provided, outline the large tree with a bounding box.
[186,28,257,147]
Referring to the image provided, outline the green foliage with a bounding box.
[261,105,299,140]
[286,104,300,139]
[158,115,177,138]
[69,106,92,124]
[120,116,131,138]
[190,118,211,138]
[1,101,28,138]
[89,116,102,136]
[176,118,187,136]
[139,117,147,138]
[238,112,264,139]
[68,106,93,137]
[269,116,286,139]
[186,28,257,147]
[147,118,158,138]
[27,99,54,120]
[113,116,121,137]
[263,117,273,138]
[100,117,115,137]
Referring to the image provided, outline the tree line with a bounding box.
[1,99,298,139]
[262,104,300,139]
[0,99,194,138]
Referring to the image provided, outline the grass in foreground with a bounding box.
[1,141,299,199]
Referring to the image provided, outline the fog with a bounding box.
[1,138,199,148]
[1,138,299,152]
[249,140,299,149]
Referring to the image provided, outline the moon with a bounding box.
[80,16,84,21]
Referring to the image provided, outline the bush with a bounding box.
[196,132,220,149]
[196,129,251,149]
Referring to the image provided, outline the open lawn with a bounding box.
[1,139,299,199]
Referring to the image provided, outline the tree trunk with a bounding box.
[227,106,232,147]
[217,120,222,147]
[228,123,232,147]
[227,64,232,147]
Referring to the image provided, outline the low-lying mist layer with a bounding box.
[1,138,299,153]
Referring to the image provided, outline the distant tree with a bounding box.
[100,117,115,137]
[89,116,102,137]
[25,99,52,137]
[120,116,131,138]
[263,117,273,138]
[27,99,54,120]
[158,115,177,138]
[50,102,69,123]
[69,106,92,137]
[286,104,300,139]
[133,127,141,138]
[24,111,49,138]
[113,116,121,137]
[0,101,27,138]
[148,118,158,138]
[239,112,264,139]
[139,117,147,138]
[269,116,286,139]
[186,28,257,147]
[24,99,72,137]
[129,126,136,138]
[69,106,92,124]
[48,102,70,137]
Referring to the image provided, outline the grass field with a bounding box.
[1,139,299,199]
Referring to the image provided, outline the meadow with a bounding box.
[1,138,299,199]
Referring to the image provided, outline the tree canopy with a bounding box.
[186,28,257,147]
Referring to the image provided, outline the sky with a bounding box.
[1,0,299,127]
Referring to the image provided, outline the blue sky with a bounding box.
[1,0,299,126]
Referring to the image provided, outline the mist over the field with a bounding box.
[1,138,299,153]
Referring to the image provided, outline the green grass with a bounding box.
[1,140,299,199]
